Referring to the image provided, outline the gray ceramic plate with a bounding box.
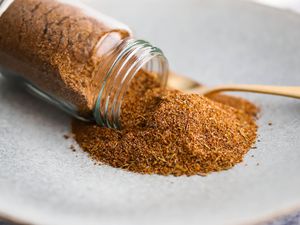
[1,0,300,224]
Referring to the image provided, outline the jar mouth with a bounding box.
[93,39,169,129]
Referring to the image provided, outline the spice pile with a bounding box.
[72,71,258,176]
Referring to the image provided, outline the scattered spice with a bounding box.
[70,145,76,152]
[63,133,74,140]
[72,71,258,176]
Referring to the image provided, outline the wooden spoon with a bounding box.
[167,71,300,99]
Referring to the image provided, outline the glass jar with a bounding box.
[0,0,168,129]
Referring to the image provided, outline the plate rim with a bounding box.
[1,203,300,225]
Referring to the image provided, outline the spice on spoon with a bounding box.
[72,71,258,176]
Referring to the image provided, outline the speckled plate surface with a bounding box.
[0,0,300,225]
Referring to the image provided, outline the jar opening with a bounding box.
[93,39,168,129]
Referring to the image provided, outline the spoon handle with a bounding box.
[195,84,300,99]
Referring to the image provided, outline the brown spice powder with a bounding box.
[72,71,258,176]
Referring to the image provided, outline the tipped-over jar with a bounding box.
[0,0,169,128]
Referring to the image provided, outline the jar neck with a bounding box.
[93,38,169,129]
